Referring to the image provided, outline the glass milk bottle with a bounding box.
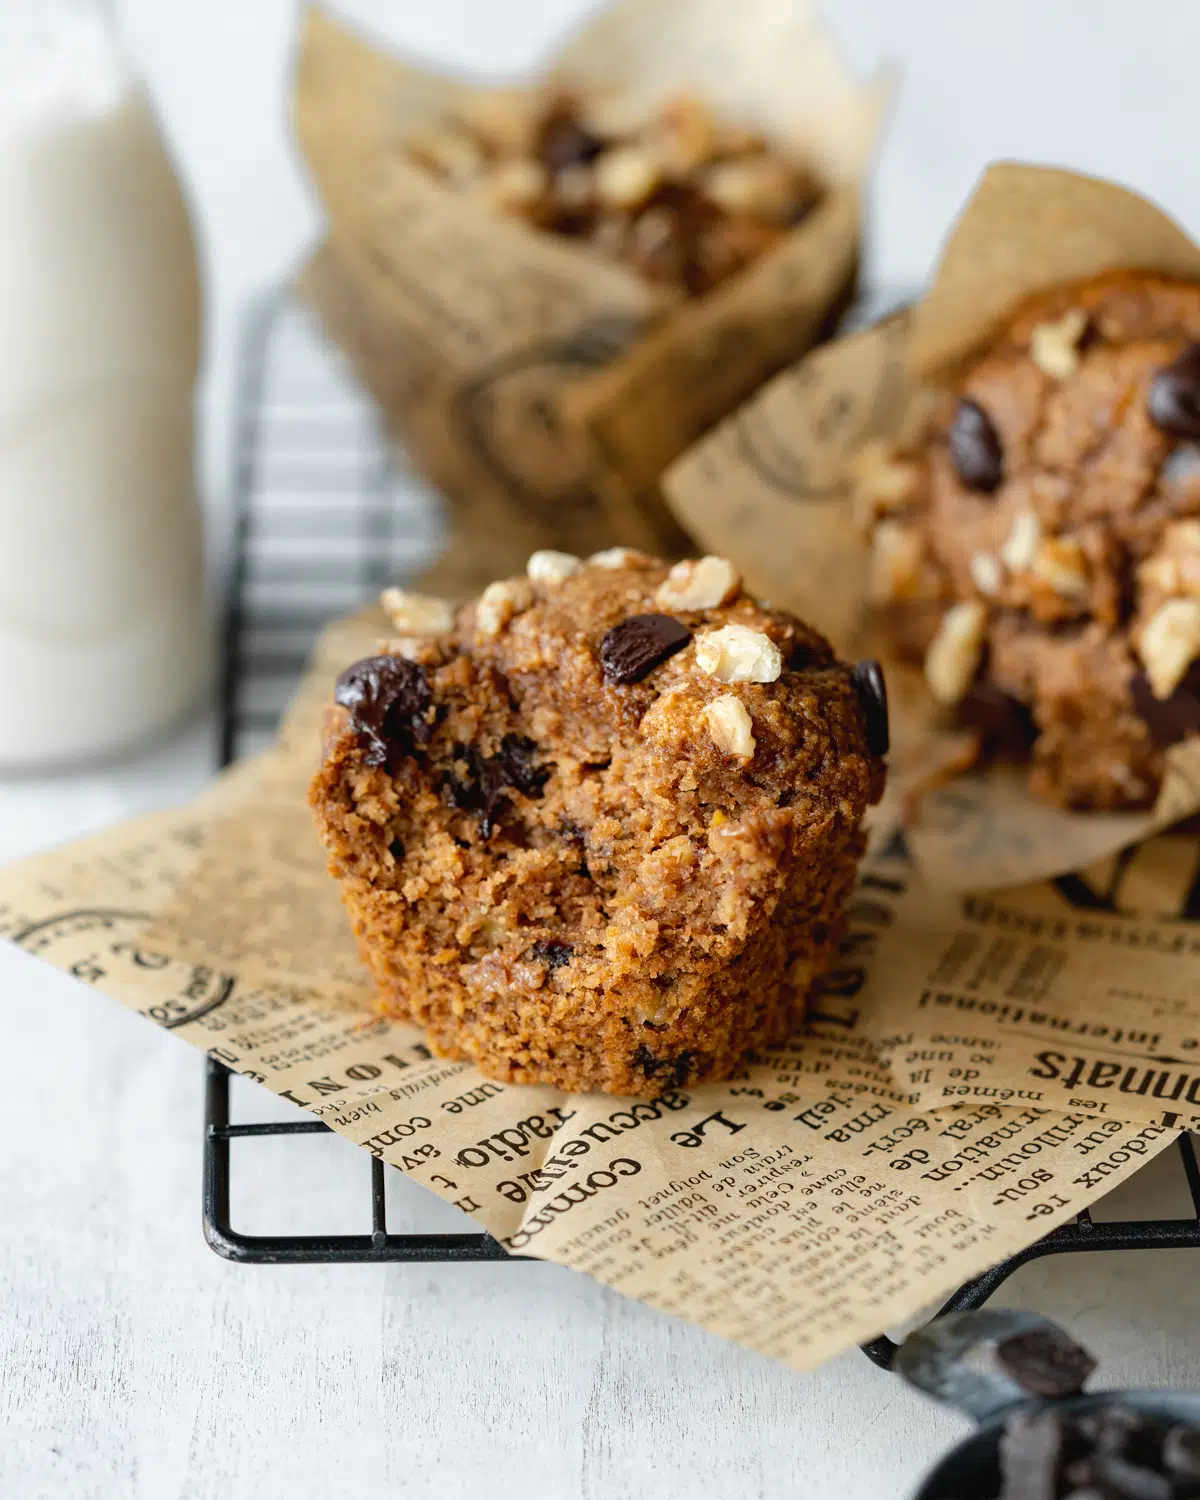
[0,0,206,767]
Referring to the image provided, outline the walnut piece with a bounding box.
[527,549,583,585]
[704,694,755,759]
[694,624,782,684]
[924,600,987,705]
[476,577,535,637]
[1138,598,1200,699]
[655,556,741,611]
[655,93,717,174]
[1030,535,1088,597]
[589,546,649,570]
[593,145,662,209]
[380,588,455,635]
[851,439,921,530]
[701,156,796,219]
[1000,510,1042,572]
[869,520,925,605]
[1138,519,1200,601]
[1029,308,1089,381]
[969,551,1003,597]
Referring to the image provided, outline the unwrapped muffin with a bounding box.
[309,551,886,1095]
[859,272,1200,811]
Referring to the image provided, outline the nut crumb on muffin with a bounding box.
[405,88,822,297]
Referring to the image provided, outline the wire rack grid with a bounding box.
[205,288,1200,1370]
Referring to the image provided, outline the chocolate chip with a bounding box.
[531,940,573,970]
[1132,659,1200,746]
[537,105,604,172]
[335,655,432,766]
[999,1408,1063,1500]
[995,1327,1097,1398]
[388,838,405,862]
[1148,343,1200,441]
[1164,1426,1200,1478]
[440,734,551,841]
[492,734,550,798]
[851,659,889,756]
[949,396,1004,493]
[1067,1456,1172,1500]
[600,613,691,684]
[632,1044,698,1089]
[961,681,1036,760]
[1078,1405,1149,1459]
[787,639,831,672]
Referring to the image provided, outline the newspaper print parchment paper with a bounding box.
[5,609,1197,1372]
[664,164,1200,891]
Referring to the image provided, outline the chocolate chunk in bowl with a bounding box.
[899,1309,1200,1499]
[310,552,886,1096]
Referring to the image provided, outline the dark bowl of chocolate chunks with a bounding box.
[898,1309,1200,1498]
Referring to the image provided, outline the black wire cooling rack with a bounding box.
[204,288,1200,1370]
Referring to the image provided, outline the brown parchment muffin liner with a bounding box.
[292,0,887,595]
[665,163,1200,891]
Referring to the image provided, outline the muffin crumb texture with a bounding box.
[860,272,1200,810]
[310,555,885,1095]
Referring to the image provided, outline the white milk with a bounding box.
[0,8,206,767]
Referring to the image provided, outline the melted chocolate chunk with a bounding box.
[1065,1455,1172,1500]
[1148,343,1200,441]
[600,613,691,684]
[1078,1405,1149,1459]
[632,1044,698,1089]
[995,1326,1097,1398]
[786,640,828,672]
[851,659,889,756]
[1164,1426,1200,1479]
[961,681,1037,759]
[440,734,551,841]
[1132,660,1200,746]
[949,396,1004,493]
[990,1397,1200,1500]
[536,105,604,172]
[335,655,432,766]
[531,940,573,970]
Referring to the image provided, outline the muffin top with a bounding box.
[858,272,1200,807]
[327,550,885,839]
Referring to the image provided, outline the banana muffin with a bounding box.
[406,88,821,297]
[858,272,1200,810]
[309,551,886,1095]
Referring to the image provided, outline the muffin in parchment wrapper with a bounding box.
[293,1,888,599]
[664,162,1200,890]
